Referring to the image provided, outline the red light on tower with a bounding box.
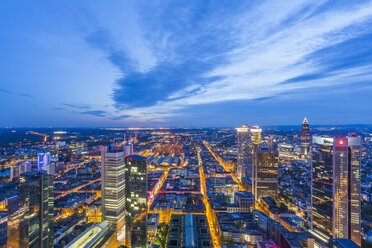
[338,139,344,145]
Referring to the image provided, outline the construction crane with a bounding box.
[27,131,49,142]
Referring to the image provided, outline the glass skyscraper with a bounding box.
[236,125,253,181]
[125,155,147,248]
[19,171,54,248]
[253,148,278,200]
[311,135,361,245]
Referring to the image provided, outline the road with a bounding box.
[54,178,101,200]
[203,140,247,191]
[198,148,221,248]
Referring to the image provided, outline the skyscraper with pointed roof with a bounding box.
[300,117,311,156]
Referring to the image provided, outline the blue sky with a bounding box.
[1,0,372,127]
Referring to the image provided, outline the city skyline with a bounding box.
[1,1,372,127]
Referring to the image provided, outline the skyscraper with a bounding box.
[125,155,147,248]
[311,135,361,245]
[19,171,54,248]
[37,152,50,171]
[300,117,311,156]
[236,125,253,181]
[101,146,126,241]
[252,148,278,201]
[251,126,262,148]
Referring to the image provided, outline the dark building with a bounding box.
[311,135,361,245]
[300,117,311,156]
[18,171,54,248]
[329,238,361,248]
[167,213,212,248]
[125,155,147,248]
[253,148,278,201]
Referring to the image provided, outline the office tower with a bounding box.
[123,143,134,157]
[300,117,311,156]
[101,146,126,240]
[10,161,32,180]
[45,163,55,175]
[125,155,147,248]
[311,136,334,241]
[236,125,253,181]
[19,171,54,248]
[278,143,294,159]
[37,152,50,171]
[253,148,278,201]
[347,135,362,245]
[251,126,262,148]
[234,191,255,212]
[311,135,361,245]
[7,196,27,248]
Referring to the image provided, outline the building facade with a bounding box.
[236,125,254,181]
[125,155,148,248]
[311,135,361,245]
[253,148,278,201]
[101,146,126,239]
[19,171,54,248]
[300,118,311,156]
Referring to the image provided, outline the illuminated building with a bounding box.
[7,196,27,248]
[251,126,262,148]
[123,143,134,157]
[125,155,147,247]
[10,161,31,180]
[311,135,361,245]
[300,117,311,156]
[37,152,50,170]
[101,146,126,238]
[236,125,253,182]
[19,171,54,248]
[253,148,278,201]
[278,143,294,159]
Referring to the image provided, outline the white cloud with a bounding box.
[118,0,372,121]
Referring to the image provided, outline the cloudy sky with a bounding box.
[1,0,372,127]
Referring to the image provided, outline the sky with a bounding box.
[1,0,372,127]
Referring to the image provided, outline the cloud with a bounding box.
[0,88,33,98]
[80,110,107,117]
[83,0,372,122]
[62,103,91,110]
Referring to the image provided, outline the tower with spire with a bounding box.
[300,117,311,156]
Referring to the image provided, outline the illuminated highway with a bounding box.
[203,140,247,191]
[197,148,220,248]
[54,178,101,200]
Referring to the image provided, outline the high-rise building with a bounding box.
[251,126,262,148]
[311,135,361,245]
[125,155,147,248]
[10,161,32,180]
[123,143,134,157]
[18,171,54,248]
[278,143,294,159]
[37,152,50,171]
[252,148,278,201]
[300,117,311,156]
[236,125,253,181]
[101,146,126,241]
